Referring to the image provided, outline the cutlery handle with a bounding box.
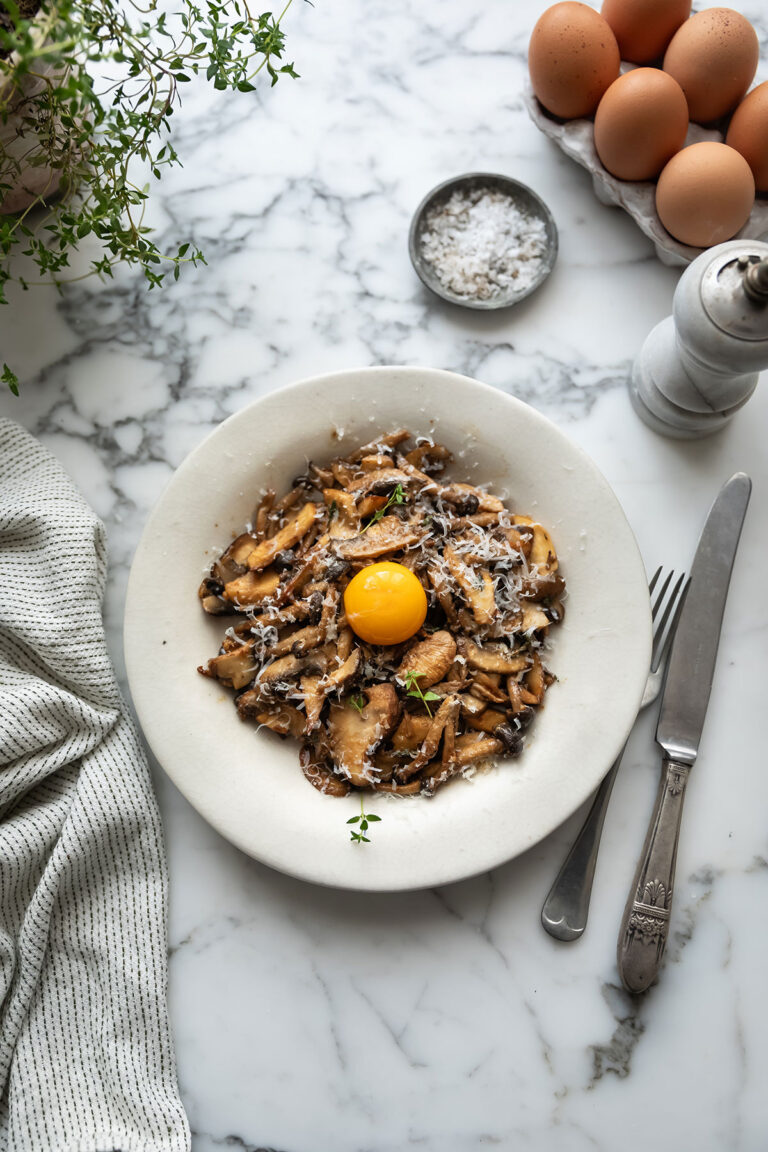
[541,747,625,941]
[617,757,691,993]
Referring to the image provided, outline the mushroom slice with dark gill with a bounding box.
[326,683,401,788]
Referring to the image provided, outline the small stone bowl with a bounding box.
[408,172,558,310]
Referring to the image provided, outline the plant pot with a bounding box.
[1,13,66,215]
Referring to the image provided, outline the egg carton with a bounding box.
[523,81,768,267]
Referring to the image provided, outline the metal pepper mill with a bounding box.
[630,240,768,438]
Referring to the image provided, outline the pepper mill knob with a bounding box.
[744,257,768,302]
[630,240,768,438]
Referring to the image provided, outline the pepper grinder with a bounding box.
[630,239,768,438]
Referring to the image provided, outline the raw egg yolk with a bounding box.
[344,561,427,645]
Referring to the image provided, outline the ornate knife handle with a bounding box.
[617,758,691,994]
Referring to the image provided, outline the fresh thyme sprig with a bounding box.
[402,670,441,718]
[347,792,381,845]
[1,0,300,392]
[361,483,406,531]
[349,692,365,714]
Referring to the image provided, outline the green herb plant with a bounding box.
[362,482,406,531]
[0,0,299,393]
[348,692,364,714]
[402,669,440,718]
[346,792,381,845]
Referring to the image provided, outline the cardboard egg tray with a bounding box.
[524,81,768,267]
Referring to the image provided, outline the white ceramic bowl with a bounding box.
[124,366,651,891]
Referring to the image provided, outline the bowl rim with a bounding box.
[408,171,559,310]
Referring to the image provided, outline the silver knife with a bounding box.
[617,472,751,994]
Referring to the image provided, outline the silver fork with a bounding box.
[541,568,688,942]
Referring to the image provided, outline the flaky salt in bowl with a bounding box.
[409,173,558,310]
[407,171,559,311]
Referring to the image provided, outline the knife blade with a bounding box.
[617,473,751,993]
[657,472,752,765]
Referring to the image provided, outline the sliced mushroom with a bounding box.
[521,604,550,633]
[256,652,316,684]
[348,467,413,499]
[348,429,410,462]
[198,644,256,690]
[327,683,401,787]
[426,564,458,624]
[325,646,361,693]
[356,494,389,520]
[513,516,557,571]
[467,672,509,705]
[458,692,488,718]
[403,442,451,473]
[359,453,398,472]
[223,567,281,608]
[443,546,496,628]
[455,732,504,764]
[459,637,529,675]
[324,489,360,539]
[397,695,460,781]
[466,707,510,735]
[246,502,318,571]
[301,674,325,734]
[253,704,305,739]
[391,712,433,752]
[518,571,566,601]
[253,490,276,537]
[523,652,549,705]
[222,532,260,568]
[372,778,422,795]
[270,623,327,659]
[331,458,358,488]
[420,733,503,794]
[332,517,424,561]
[507,676,539,713]
[397,630,456,688]
[300,743,350,796]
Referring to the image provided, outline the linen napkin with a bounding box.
[0,419,190,1152]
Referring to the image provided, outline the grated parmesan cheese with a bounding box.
[419,185,548,302]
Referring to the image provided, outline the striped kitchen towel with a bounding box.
[0,419,190,1152]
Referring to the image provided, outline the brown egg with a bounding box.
[601,0,690,64]
[726,82,768,193]
[663,8,758,124]
[528,2,620,119]
[594,69,688,180]
[656,142,754,247]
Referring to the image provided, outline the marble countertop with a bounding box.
[1,1,767,1148]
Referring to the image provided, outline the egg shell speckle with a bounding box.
[528,2,620,120]
[663,7,759,124]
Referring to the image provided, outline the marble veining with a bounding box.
[1,0,767,1149]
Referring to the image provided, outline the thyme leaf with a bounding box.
[362,483,406,532]
[348,792,382,844]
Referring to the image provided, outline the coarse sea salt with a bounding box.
[419,185,548,302]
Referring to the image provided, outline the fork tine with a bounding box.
[651,572,688,669]
[650,568,674,622]
[648,566,662,597]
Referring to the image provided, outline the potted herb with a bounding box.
[0,0,299,393]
